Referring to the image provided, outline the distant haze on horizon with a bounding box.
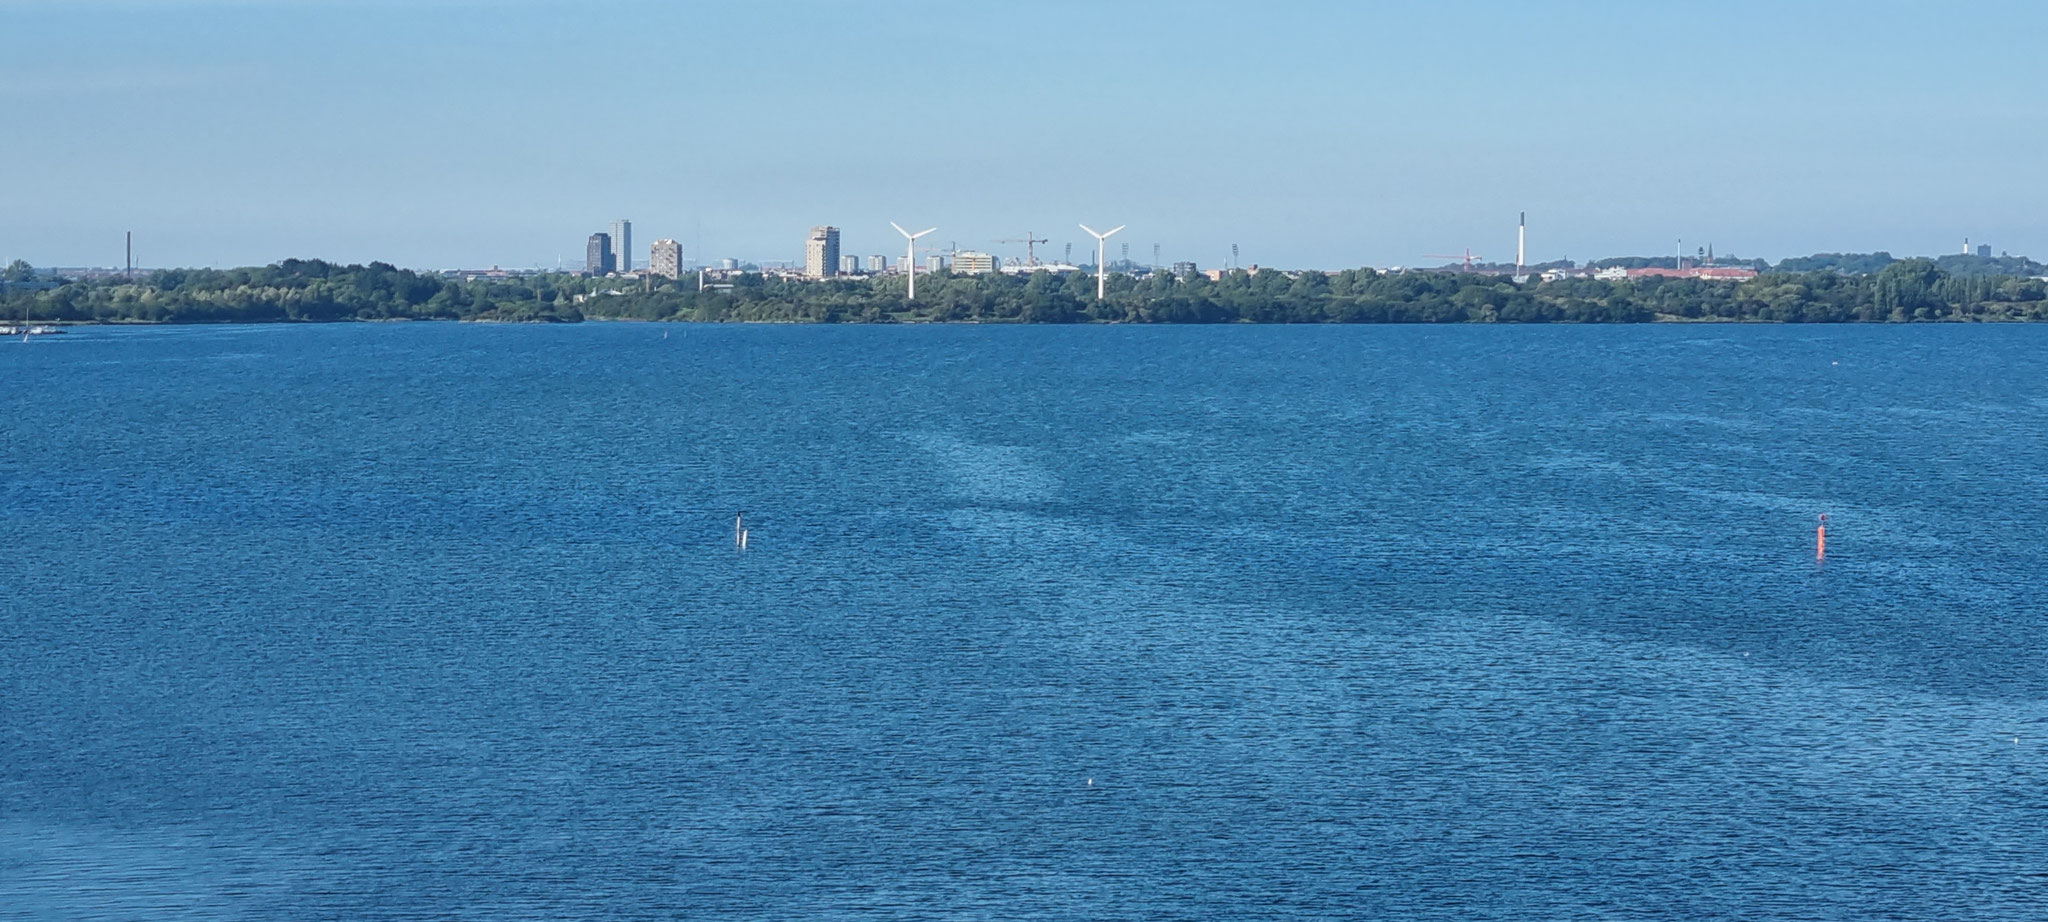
[6,0,2046,271]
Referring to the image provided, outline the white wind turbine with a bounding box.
[1080,223,1125,301]
[891,222,937,301]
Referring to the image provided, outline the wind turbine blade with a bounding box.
[911,228,936,239]
[891,221,910,237]
[1105,225,1126,238]
[1079,224,1100,238]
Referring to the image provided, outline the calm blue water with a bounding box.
[3,323,2045,920]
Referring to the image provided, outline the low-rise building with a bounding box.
[441,268,547,283]
[999,262,1081,275]
[1689,267,1760,281]
[952,251,996,275]
[1601,266,1758,282]
[1202,265,1259,282]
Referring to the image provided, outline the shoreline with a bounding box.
[15,314,2048,327]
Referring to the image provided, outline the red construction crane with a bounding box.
[1423,249,1484,272]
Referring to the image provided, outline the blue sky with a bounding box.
[5,0,2045,270]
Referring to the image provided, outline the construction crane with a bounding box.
[994,232,1050,267]
[1424,248,1484,272]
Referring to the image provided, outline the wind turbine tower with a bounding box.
[891,222,937,300]
[1080,223,1125,301]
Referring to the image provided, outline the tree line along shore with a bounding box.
[5,256,2048,325]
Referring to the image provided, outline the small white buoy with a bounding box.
[1086,778,1093,787]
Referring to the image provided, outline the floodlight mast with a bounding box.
[891,222,937,300]
[1080,223,1125,301]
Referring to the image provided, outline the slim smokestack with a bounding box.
[1516,212,1526,277]
[126,231,132,280]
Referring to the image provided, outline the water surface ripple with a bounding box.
[3,324,2045,920]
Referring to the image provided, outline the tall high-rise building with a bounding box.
[925,255,945,273]
[649,239,683,280]
[840,255,860,275]
[611,219,633,272]
[586,233,614,275]
[805,226,841,279]
[1977,244,1993,258]
[868,255,887,273]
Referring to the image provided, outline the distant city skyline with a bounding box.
[21,223,2036,276]
[7,1,2048,270]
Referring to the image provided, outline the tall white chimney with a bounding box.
[1516,212,1526,277]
